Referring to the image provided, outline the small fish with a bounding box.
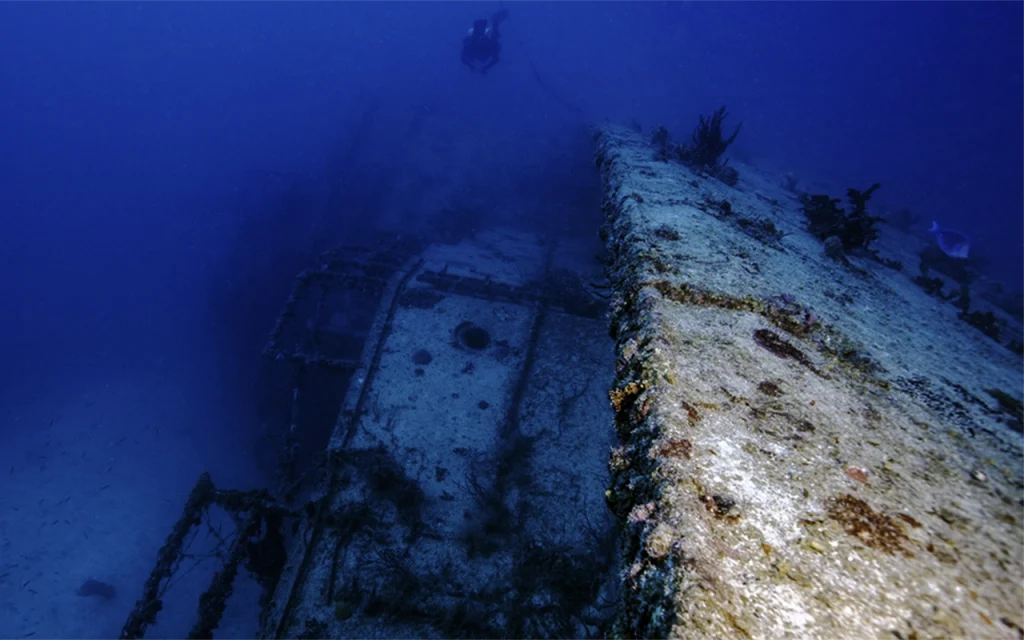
[929,221,970,259]
[76,578,116,600]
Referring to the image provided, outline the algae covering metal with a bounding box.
[595,125,1023,640]
[260,229,620,639]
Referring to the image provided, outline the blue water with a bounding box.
[0,2,1020,638]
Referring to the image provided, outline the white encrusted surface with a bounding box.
[598,125,1023,640]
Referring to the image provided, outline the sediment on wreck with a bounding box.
[594,125,1024,640]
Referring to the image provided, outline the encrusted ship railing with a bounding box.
[120,473,290,640]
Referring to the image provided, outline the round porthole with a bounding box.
[454,321,491,351]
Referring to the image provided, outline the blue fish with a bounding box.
[929,221,970,259]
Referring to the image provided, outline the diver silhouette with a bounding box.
[461,9,509,75]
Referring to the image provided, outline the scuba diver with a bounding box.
[461,9,508,75]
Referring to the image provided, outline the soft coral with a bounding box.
[801,183,882,252]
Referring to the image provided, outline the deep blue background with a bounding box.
[1,0,1021,403]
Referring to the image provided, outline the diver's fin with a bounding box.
[491,9,509,26]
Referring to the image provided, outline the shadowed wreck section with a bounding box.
[594,126,1023,639]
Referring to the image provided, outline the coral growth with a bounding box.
[913,275,948,298]
[960,310,1001,342]
[710,163,740,187]
[697,196,782,245]
[736,215,782,243]
[651,126,672,162]
[826,494,912,557]
[676,106,743,173]
[918,245,979,287]
[800,183,882,252]
[648,107,743,186]
[753,329,811,367]
[915,245,1006,336]
[823,235,846,262]
[984,388,1023,433]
